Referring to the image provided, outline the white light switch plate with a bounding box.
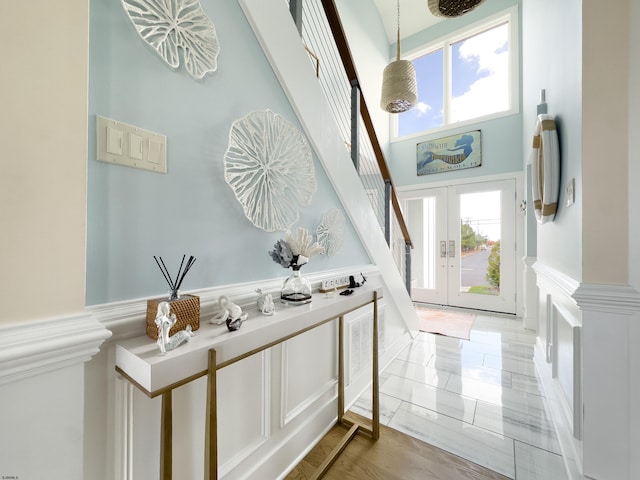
[565,178,575,207]
[97,115,167,173]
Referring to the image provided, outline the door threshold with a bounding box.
[412,301,517,319]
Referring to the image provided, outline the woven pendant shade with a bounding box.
[428,0,485,18]
[380,0,417,113]
[381,60,417,113]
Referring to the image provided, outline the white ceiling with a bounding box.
[371,0,443,43]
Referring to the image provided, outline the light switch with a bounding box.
[107,126,123,155]
[97,115,167,173]
[565,178,575,207]
[148,140,163,165]
[129,133,144,160]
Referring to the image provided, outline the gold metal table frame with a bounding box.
[116,290,380,479]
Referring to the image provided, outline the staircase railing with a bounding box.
[289,0,413,293]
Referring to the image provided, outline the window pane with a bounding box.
[397,49,444,137]
[450,22,509,123]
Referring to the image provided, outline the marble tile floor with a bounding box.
[351,311,569,479]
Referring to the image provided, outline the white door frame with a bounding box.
[399,172,524,317]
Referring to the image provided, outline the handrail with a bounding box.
[321,0,413,249]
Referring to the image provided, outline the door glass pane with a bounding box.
[422,196,436,289]
[459,190,501,295]
[407,196,437,292]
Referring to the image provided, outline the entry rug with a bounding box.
[416,307,476,340]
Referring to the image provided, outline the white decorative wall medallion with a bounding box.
[316,208,345,256]
[121,0,220,80]
[224,110,316,232]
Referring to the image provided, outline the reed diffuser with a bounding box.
[154,254,197,300]
[146,255,201,340]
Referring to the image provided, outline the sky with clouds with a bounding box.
[398,22,509,136]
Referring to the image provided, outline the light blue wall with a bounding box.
[522,0,582,277]
[390,114,522,187]
[387,0,523,189]
[86,0,370,304]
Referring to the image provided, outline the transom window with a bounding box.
[395,7,518,138]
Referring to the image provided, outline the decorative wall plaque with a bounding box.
[316,208,345,256]
[224,110,316,232]
[121,0,220,79]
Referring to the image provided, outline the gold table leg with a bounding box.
[205,349,218,480]
[160,391,172,480]
[372,291,380,440]
[338,315,345,424]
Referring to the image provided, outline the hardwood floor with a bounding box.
[286,416,510,480]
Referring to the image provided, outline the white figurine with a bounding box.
[155,302,194,355]
[210,295,248,330]
[256,288,275,316]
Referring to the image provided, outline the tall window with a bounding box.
[396,7,518,138]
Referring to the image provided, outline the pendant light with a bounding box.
[380,0,417,113]
[428,0,485,18]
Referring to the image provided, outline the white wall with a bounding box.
[0,366,85,479]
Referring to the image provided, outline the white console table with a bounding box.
[115,285,382,479]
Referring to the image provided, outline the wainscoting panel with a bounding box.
[552,303,582,440]
[280,321,338,427]
[533,261,583,479]
[347,308,373,386]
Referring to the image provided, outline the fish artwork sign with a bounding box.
[416,130,482,176]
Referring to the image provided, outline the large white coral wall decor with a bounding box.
[121,0,220,80]
[224,110,317,232]
[316,208,345,256]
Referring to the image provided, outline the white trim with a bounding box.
[89,264,380,341]
[0,312,111,385]
[522,255,538,330]
[114,378,134,480]
[236,0,419,335]
[532,262,580,300]
[573,283,640,315]
[397,170,523,194]
[534,261,640,315]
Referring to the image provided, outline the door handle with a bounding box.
[440,241,447,258]
[449,240,455,258]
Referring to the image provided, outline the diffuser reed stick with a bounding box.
[153,255,197,300]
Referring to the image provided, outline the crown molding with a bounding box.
[0,312,111,385]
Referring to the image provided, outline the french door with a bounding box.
[405,179,516,314]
